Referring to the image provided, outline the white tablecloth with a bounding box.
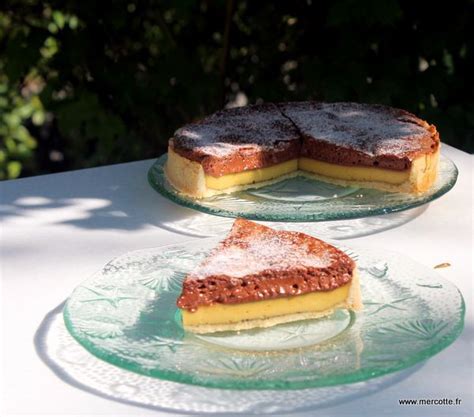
[1,144,472,416]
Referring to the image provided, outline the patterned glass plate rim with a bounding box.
[147,154,458,222]
[63,238,465,390]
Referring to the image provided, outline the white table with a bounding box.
[1,144,472,416]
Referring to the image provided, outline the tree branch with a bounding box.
[155,6,176,48]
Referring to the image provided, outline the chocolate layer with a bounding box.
[177,219,355,311]
[171,140,300,177]
[172,103,301,177]
[301,138,414,170]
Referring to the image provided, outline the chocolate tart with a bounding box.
[177,219,362,333]
[165,102,440,197]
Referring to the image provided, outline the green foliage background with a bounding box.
[1,0,473,180]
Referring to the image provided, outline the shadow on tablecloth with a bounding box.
[34,301,424,415]
[1,159,428,239]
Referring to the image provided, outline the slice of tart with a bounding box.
[165,102,440,197]
[165,103,301,198]
[279,102,440,194]
[177,219,362,334]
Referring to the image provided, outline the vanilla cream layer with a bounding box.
[206,159,298,190]
[299,158,409,184]
[165,146,440,197]
[182,283,350,328]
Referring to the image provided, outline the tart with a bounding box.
[165,102,440,197]
[177,219,362,334]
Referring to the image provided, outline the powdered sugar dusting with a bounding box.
[173,103,299,157]
[280,102,430,156]
[189,232,333,280]
[173,102,434,159]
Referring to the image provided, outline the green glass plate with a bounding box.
[64,238,465,390]
[147,154,457,222]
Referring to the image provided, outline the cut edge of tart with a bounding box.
[298,149,440,194]
[165,102,440,198]
[165,145,301,198]
[177,218,362,334]
[166,144,440,198]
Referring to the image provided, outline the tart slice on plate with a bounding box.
[177,219,362,333]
